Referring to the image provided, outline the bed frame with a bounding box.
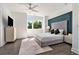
[35,36,64,47]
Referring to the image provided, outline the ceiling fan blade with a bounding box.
[25,3,32,9]
[25,5,29,8]
[27,3,32,6]
[24,3,38,12]
[31,9,38,12]
[32,5,38,9]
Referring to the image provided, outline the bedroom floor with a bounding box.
[38,43,76,55]
[0,39,77,55]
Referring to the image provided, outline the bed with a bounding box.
[35,33,64,47]
[35,20,67,47]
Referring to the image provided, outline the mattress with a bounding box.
[35,33,64,43]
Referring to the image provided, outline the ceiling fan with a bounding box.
[25,3,38,12]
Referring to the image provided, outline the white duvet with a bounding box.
[35,33,64,42]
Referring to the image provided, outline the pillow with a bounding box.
[51,29,54,34]
[59,29,64,34]
[54,29,60,34]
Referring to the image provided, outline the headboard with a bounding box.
[51,20,67,34]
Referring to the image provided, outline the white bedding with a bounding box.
[35,33,64,43]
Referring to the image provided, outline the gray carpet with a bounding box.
[19,38,53,55]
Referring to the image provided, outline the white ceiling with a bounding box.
[2,3,72,16]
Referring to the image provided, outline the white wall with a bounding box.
[0,4,12,47]
[71,4,79,54]
[11,12,27,39]
[0,9,3,47]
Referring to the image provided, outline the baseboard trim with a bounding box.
[0,42,5,47]
[71,48,79,54]
[16,37,27,40]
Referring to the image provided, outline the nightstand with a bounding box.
[64,34,72,44]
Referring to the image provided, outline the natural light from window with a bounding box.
[27,15,43,29]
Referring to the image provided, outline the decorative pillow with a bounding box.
[59,29,64,34]
[54,29,60,34]
[51,29,54,34]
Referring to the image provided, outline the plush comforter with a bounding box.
[35,33,64,42]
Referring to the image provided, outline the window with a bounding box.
[28,22,32,29]
[33,20,42,29]
[27,15,43,29]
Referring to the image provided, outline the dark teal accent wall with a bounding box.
[48,11,72,33]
